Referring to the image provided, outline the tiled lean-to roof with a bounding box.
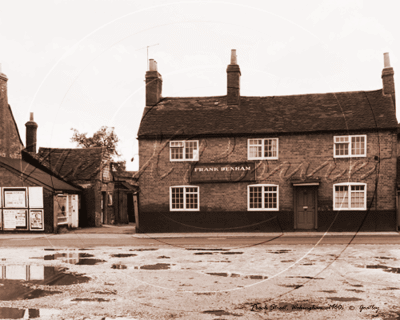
[36,147,107,181]
[138,89,397,138]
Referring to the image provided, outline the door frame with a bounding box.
[293,182,319,230]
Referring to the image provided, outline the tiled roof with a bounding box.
[138,90,397,138]
[0,157,80,192]
[36,147,107,181]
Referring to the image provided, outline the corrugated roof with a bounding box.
[138,90,397,138]
[37,147,106,181]
[0,157,80,192]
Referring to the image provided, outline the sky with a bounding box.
[0,0,398,171]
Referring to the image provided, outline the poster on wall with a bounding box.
[28,187,44,208]
[15,210,26,227]
[3,210,17,229]
[30,209,44,230]
[4,189,26,208]
[3,210,27,229]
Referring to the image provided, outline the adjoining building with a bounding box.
[136,51,398,233]
[0,66,81,232]
[36,148,138,227]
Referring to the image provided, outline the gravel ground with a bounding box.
[1,244,400,319]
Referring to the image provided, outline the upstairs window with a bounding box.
[248,138,278,160]
[333,183,366,210]
[248,184,279,211]
[334,135,366,158]
[170,186,199,211]
[170,140,199,161]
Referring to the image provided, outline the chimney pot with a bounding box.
[30,112,34,121]
[231,49,237,64]
[384,52,391,68]
[149,59,158,71]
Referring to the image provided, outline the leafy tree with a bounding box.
[70,126,126,172]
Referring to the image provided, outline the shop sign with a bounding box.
[190,162,255,183]
[4,190,26,208]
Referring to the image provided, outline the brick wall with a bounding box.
[137,130,397,232]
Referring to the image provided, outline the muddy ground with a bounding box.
[1,243,400,319]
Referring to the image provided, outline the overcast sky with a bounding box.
[0,0,398,170]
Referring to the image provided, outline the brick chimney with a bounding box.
[382,52,395,109]
[25,112,38,153]
[227,49,241,106]
[145,59,162,106]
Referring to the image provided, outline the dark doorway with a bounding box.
[127,192,135,223]
[294,186,317,230]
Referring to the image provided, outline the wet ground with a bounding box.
[0,244,400,319]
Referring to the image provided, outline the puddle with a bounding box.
[186,248,229,251]
[0,265,90,300]
[270,250,291,254]
[231,273,240,277]
[350,284,363,288]
[111,264,127,269]
[0,307,61,319]
[157,256,170,259]
[328,297,362,302]
[194,252,214,255]
[246,275,267,280]
[381,287,400,290]
[347,289,364,293]
[281,284,303,289]
[207,273,228,277]
[110,253,137,258]
[220,252,243,255]
[129,248,158,251]
[287,276,324,280]
[321,290,337,293]
[202,310,240,316]
[42,252,104,265]
[140,263,170,270]
[281,260,295,263]
[375,256,396,260]
[72,297,109,302]
[358,265,400,274]
[92,290,117,295]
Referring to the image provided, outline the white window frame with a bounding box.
[170,186,200,211]
[169,140,199,161]
[333,182,367,211]
[247,184,279,211]
[248,138,278,160]
[333,135,367,158]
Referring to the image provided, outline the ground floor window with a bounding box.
[248,184,279,211]
[170,186,199,211]
[333,183,366,210]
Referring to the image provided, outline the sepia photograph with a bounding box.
[0,0,399,319]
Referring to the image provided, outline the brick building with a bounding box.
[136,51,398,233]
[35,148,137,227]
[0,65,80,233]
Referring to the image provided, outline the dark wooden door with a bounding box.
[295,187,316,230]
